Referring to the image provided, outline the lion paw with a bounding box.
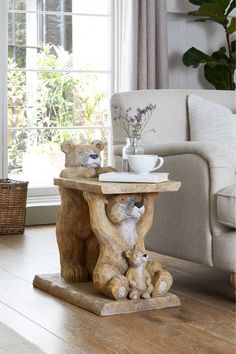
[128,289,140,300]
[141,292,151,299]
[83,167,97,178]
[83,191,104,204]
[96,166,117,176]
[108,275,129,300]
[61,264,88,283]
[152,270,173,297]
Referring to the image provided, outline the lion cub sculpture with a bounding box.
[56,140,115,283]
[125,246,153,300]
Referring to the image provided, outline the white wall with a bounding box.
[167,0,229,89]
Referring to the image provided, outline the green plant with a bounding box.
[8,45,108,174]
[36,45,106,143]
[36,45,78,142]
[182,0,236,90]
[8,58,28,171]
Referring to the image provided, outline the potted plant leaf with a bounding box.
[182,0,236,90]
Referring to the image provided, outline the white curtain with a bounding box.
[120,0,169,91]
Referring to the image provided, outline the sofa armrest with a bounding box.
[145,142,235,171]
[113,141,235,237]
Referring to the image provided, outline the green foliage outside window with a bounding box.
[8,58,27,171]
[8,45,107,174]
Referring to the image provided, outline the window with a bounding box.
[7,0,113,191]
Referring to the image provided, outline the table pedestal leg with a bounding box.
[83,192,173,300]
[33,190,181,316]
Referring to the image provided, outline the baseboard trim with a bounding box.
[26,195,60,225]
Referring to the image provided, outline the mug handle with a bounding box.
[150,157,164,172]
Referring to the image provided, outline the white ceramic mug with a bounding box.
[128,155,164,174]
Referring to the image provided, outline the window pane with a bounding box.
[72,0,109,15]
[8,68,110,183]
[8,127,110,187]
[72,15,110,71]
[8,14,110,71]
[7,0,112,189]
[8,0,109,14]
[8,69,109,129]
[44,0,72,12]
[8,13,13,43]
[8,12,26,46]
[8,0,12,10]
[8,0,72,12]
[8,0,26,11]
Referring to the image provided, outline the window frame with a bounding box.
[2,0,118,200]
[0,0,8,179]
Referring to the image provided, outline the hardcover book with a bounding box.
[98,172,169,183]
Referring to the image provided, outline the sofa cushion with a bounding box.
[188,95,236,172]
[217,185,236,229]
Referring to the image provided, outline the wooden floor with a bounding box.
[0,225,235,354]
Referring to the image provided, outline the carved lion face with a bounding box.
[125,246,148,267]
[105,194,145,224]
[61,140,104,168]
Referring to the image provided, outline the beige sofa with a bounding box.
[111,89,236,286]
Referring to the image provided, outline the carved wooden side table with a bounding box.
[33,178,181,316]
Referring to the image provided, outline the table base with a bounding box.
[33,273,181,316]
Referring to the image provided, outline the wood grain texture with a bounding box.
[33,274,180,316]
[83,192,173,300]
[0,226,235,354]
[55,175,178,298]
[0,302,81,354]
[56,186,99,283]
[54,177,181,194]
[0,269,168,354]
[57,140,116,284]
[149,251,235,312]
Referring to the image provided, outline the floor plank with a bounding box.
[0,243,59,282]
[0,269,168,354]
[0,225,235,354]
[0,226,59,268]
[149,252,235,313]
[0,302,82,354]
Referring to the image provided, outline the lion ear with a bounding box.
[91,140,104,152]
[134,245,140,250]
[61,141,74,154]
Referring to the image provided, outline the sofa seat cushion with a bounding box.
[217,185,236,228]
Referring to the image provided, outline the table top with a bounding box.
[54,177,181,195]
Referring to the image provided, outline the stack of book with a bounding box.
[98,172,169,183]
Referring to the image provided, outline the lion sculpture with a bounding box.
[84,193,173,300]
[56,140,114,283]
[57,139,172,300]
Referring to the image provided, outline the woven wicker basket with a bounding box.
[0,179,28,235]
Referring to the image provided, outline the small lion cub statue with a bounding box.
[125,246,153,300]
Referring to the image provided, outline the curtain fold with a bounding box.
[120,0,168,91]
